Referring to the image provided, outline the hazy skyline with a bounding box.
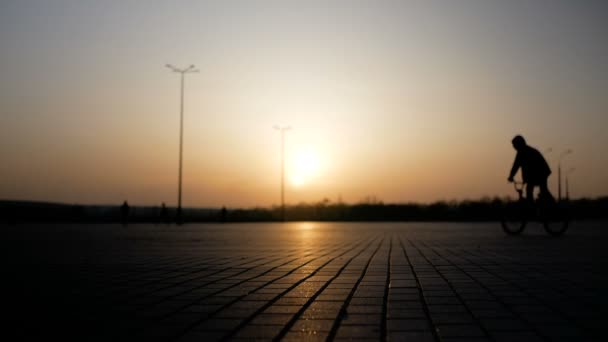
[1,1,607,207]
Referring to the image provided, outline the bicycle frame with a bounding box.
[501,180,569,236]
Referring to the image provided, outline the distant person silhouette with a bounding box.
[220,206,228,223]
[160,202,169,224]
[120,200,130,226]
[508,135,554,204]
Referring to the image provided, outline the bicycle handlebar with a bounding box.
[511,180,525,191]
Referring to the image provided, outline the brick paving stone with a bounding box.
[435,324,486,338]
[316,293,349,301]
[274,297,310,306]
[291,319,336,332]
[161,312,206,327]
[427,304,469,314]
[194,318,244,331]
[388,293,420,301]
[250,314,295,325]
[535,324,584,339]
[282,331,329,342]
[301,306,341,320]
[3,222,607,341]
[349,297,384,305]
[479,318,527,331]
[177,331,226,342]
[389,300,423,309]
[232,325,284,339]
[441,339,490,342]
[471,308,515,318]
[386,319,432,331]
[490,331,545,342]
[264,305,302,314]
[215,307,260,318]
[429,312,475,324]
[335,325,381,339]
[341,314,382,326]
[345,305,383,314]
[388,308,427,319]
[308,301,344,311]
[223,301,267,310]
[387,331,435,342]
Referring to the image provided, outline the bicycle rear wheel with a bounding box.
[542,202,570,236]
[501,202,527,235]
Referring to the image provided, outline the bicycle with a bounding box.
[501,181,570,236]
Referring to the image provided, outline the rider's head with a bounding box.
[512,135,526,151]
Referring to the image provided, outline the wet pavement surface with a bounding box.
[3,222,607,341]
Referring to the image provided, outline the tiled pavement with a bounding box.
[3,222,607,341]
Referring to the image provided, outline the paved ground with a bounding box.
[3,222,607,341]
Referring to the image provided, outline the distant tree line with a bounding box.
[2,196,608,224]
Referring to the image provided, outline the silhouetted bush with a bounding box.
[1,197,607,223]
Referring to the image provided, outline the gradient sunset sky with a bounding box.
[1,1,607,207]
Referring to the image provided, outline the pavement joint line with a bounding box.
[104,254,284,308]
[117,256,270,301]
[458,244,593,306]
[104,256,228,293]
[220,234,382,342]
[418,240,550,341]
[115,260,235,293]
[316,236,386,342]
[397,237,441,342]
[98,255,201,284]
[247,235,380,341]
[158,249,327,320]
[171,235,377,341]
[272,235,385,342]
[380,235,392,342]
[5,223,605,342]
[469,246,598,307]
[146,252,303,307]
[434,242,589,340]
[406,239,495,341]
[157,255,304,317]
[64,257,215,299]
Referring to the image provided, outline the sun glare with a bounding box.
[290,150,322,187]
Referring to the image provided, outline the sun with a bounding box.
[290,150,321,187]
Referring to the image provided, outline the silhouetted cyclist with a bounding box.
[508,135,554,204]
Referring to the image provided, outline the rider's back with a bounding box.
[514,145,551,183]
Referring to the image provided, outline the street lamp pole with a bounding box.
[166,64,198,224]
[566,167,575,200]
[274,125,291,221]
[558,149,572,202]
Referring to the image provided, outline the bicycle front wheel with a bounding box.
[501,202,527,235]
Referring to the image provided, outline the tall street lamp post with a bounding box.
[558,149,572,202]
[566,167,575,200]
[166,64,198,224]
[274,125,291,221]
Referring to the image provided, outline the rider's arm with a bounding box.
[508,153,521,181]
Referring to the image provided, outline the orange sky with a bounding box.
[1,1,607,207]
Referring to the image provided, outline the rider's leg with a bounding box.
[539,178,555,203]
[525,183,536,214]
[525,183,535,204]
